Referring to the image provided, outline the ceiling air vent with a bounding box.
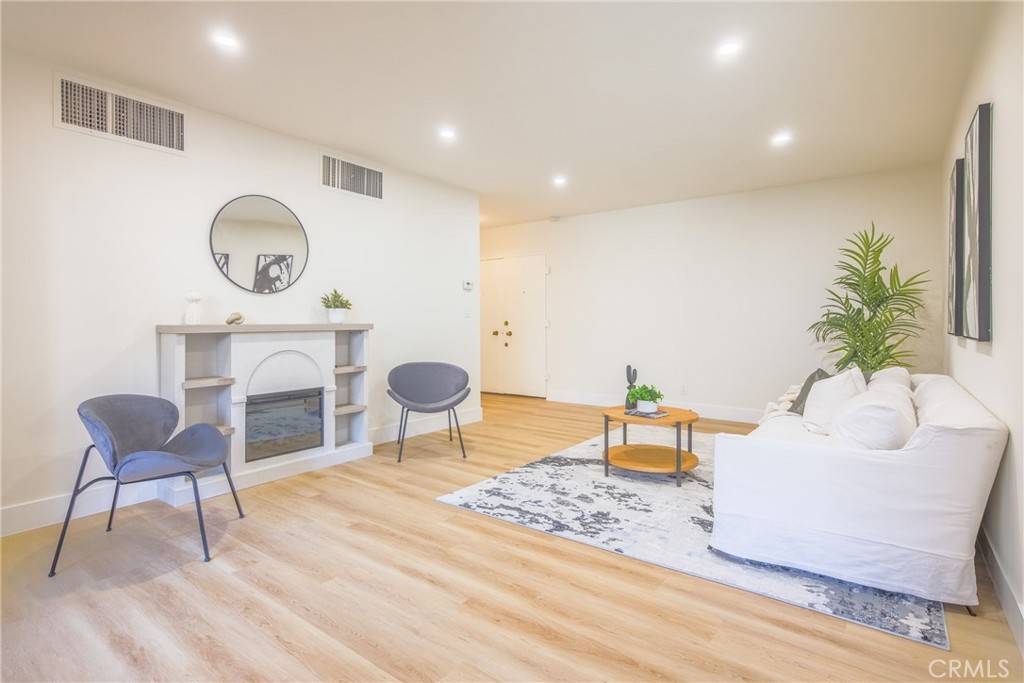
[56,76,185,152]
[321,154,383,199]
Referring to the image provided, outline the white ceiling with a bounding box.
[2,2,994,228]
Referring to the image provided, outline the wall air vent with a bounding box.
[112,94,184,151]
[56,76,185,152]
[60,79,107,132]
[321,154,383,199]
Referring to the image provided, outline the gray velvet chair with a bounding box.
[48,394,244,577]
[387,362,471,462]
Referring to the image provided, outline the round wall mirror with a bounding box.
[210,195,309,294]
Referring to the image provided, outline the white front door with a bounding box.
[480,254,547,397]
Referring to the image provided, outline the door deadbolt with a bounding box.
[503,320,509,326]
[504,342,509,347]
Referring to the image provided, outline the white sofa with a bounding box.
[711,371,1008,605]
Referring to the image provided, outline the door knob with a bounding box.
[492,330,499,336]
[505,331,513,336]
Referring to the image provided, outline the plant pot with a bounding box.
[636,399,658,413]
[327,308,347,324]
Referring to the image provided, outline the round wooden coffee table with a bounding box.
[602,405,700,487]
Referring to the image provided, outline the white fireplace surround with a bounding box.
[231,332,335,467]
[156,324,373,506]
[247,350,323,396]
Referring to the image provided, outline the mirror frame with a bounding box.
[209,194,309,294]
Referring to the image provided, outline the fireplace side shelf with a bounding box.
[334,403,367,416]
[334,329,370,448]
[159,332,233,437]
[182,376,235,390]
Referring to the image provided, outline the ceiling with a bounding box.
[2,2,994,229]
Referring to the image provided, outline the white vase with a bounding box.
[636,399,658,413]
[327,308,347,324]
[184,291,202,325]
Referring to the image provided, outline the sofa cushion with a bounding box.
[830,383,917,450]
[868,366,912,390]
[789,369,831,415]
[914,374,1006,429]
[802,368,866,435]
[750,413,830,445]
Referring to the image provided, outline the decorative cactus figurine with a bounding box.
[625,364,639,408]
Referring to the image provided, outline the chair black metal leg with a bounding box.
[448,410,453,441]
[397,408,409,462]
[106,481,121,531]
[222,464,244,519]
[48,445,95,577]
[186,473,211,562]
[49,446,114,577]
[452,408,467,459]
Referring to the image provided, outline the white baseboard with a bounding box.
[2,479,159,537]
[4,406,487,538]
[369,406,483,445]
[2,443,375,536]
[546,390,762,424]
[156,442,374,507]
[978,527,1024,654]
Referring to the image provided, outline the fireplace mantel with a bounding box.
[156,323,374,334]
[156,323,374,506]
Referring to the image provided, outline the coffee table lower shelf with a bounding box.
[606,444,699,475]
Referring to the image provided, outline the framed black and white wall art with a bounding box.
[214,252,229,278]
[962,102,992,341]
[253,254,293,293]
[947,159,964,336]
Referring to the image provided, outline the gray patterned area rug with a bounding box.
[437,426,948,649]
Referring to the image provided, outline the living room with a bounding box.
[2,2,1022,681]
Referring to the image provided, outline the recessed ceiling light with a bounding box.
[211,31,241,52]
[438,126,457,141]
[716,38,744,60]
[771,130,793,147]
[552,175,567,187]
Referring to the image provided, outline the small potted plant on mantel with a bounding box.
[321,289,352,323]
[627,384,664,414]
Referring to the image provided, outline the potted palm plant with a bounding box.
[808,224,929,373]
[627,384,664,413]
[320,289,352,323]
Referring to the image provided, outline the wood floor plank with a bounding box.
[2,393,1021,682]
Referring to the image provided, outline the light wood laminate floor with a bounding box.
[3,394,1021,681]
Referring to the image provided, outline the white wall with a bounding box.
[482,166,944,421]
[1,51,481,534]
[942,2,1023,651]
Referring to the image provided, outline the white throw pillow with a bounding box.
[802,368,866,435]
[867,366,912,389]
[830,383,917,450]
[914,374,1005,428]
